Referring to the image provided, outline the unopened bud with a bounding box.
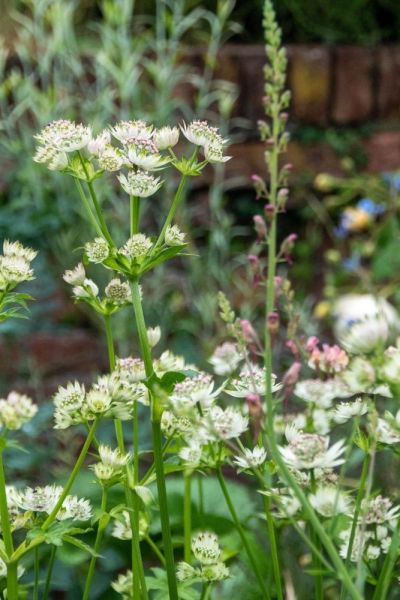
[305,336,319,353]
[253,215,267,240]
[147,326,161,348]
[267,311,280,335]
[251,174,267,200]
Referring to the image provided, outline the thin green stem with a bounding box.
[104,316,147,600]
[151,175,187,256]
[372,519,400,599]
[73,177,103,238]
[33,547,40,600]
[145,535,166,566]
[43,546,56,600]
[339,453,370,600]
[82,488,108,600]
[77,151,114,245]
[130,196,140,235]
[104,315,116,370]
[263,494,283,600]
[130,278,178,600]
[200,582,212,600]
[139,436,173,486]
[217,468,270,599]
[0,449,17,600]
[198,475,204,517]
[42,420,98,531]
[311,473,323,600]
[183,470,192,563]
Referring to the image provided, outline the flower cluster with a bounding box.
[0,240,37,291]
[177,531,229,583]
[92,445,130,482]
[0,392,37,431]
[8,484,92,523]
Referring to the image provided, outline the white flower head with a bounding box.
[209,342,242,376]
[118,170,162,197]
[0,255,35,289]
[97,146,124,172]
[34,120,92,161]
[105,278,131,304]
[191,531,220,565]
[333,398,368,424]
[154,126,180,150]
[164,224,186,246]
[110,120,153,144]
[0,392,37,430]
[204,140,231,163]
[147,326,161,348]
[170,373,216,416]
[233,446,267,471]
[309,486,352,517]
[127,137,170,171]
[73,278,99,299]
[177,561,197,581]
[202,406,248,441]
[120,234,152,260]
[179,443,203,467]
[227,364,281,397]
[63,263,86,286]
[85,237,110,264]
[3,240,37,262]
[280,427,346,471]
[87,130,111,155]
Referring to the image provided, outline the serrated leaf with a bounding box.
[63,535,99,557]
[140,245,185,274]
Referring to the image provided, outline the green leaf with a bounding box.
[140,245,185,274]
[63,534,99,557]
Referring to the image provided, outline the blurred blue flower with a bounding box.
[342,254,361,272]
[356,198,385,215]
[382,172,400,192]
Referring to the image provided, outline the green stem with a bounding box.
[263,494,283,600]
[73,177,104,238]
[0,450,17,600]
[130,278,178,600]
[198,475,204,517]
[77,151,114,245]
[200,582,212,600]
[130,196,140,235]
[139,436,173,486]
[105,318,147,600]
[43,546,57,600]
[372,519,400,600]
[339,453,370,600]
[33,547,40,600]
[145,535,166,566]
[42,420,98,531]
[151,174,187,256]
[183,470,192,563]
[311,473,323,600]
[82,488,108,600]
[217,468,270,599]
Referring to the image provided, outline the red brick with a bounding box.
[332,46,374,124]
[287,45,331,125]
[377,46,400,118]
[364,131,400,173]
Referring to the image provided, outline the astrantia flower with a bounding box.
[147,326,161,348]
[105,278,131,303]
[110,120,153,144]
[116,357,146,382]
[361,495,400,524]
[177,562,197,581]
[164,224,186,246]
[204,140,231,163]
[191,531,220,565]
[170,373,216,415]
[339,316,389,355]
[333,398,368,424]
[15,485,91,521]
[93,445,130,481]
[154,126,180,150]
[127,137,169,171]
[179,443,203,467]
[73,278,99,299]
[0,255,35,289]
[180,120,219,147]
[85,388,113,415]
[309,486,352,517]
[34,120,91,169]
[87,130,111,155]
[118,170,162,197]
[233,446,267,471]
[294,379,345,409]
[63,263,86,286]
[380,346,400,384]
[111,510,148,540]
[333,294,400,339]
[227,364,281,397]
[279,426,346,470]
[202,406,248,441]
[154,350,186,375]
[85,237,110,264]
[120,234,152,260]
[209,342,242,376]
[112,570,133,596]
[308,344,349,374]
[97,146,124,171]
[0,392,37,430]
[341,356,376,393]
[202,562,230,581]
[377,410,400,444]
[3,240,37,262]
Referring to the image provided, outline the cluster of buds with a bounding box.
[0,240,37,292]
[177,531,229,583]
[306,337,349,375]
[0,392,37,431]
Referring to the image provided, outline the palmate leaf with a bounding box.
[27,522,92,548]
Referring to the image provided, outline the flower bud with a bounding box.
[147,326,161,348]
[253,215,267,240]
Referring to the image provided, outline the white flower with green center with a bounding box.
[380,346,400,384]
[116,357,146,382]
[179,443,203,467]
[180,120,220,146]
[73,278,99,299]
[97,146,124,171]
[279,426,346,470]
[111,510,148,540]
[112,570,133,595]
[227,364,281,397]
[361,495,400,524]
[98,445,130,470]
[332,398,368,424]
[35,119,92,152]
[164,224,186,246]
[85,237,110,263]
[0,255,35,288]
[341,356,376,393]
[209,342,242,376]
[191,531,221,565]
[294,379,348,408]
[53,382,86,412]
[170,373,216,415]
[309,486,352,517]
[201,562,229,581]
[57,496,92,521]
[118,170,162,197]
[121,233,152,260]
[204,139,231,163]
[105,278,131,303]
[127,137,170,171]
[110,120,153,144]
[377,410,400,444]
[233,446,267,471]
[154,126,180,150]
[176,562,197,581]
[154,350,186,375]
[63,262,86,285]
[0,392,37,430]
[85,388,113,414]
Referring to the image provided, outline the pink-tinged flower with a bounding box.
[308,344,349,374]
